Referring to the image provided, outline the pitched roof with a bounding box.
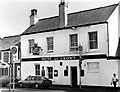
[22,4,118,35]
[2,35,20,50]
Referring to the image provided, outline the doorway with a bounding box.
[71,66,77,87]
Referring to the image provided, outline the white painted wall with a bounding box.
[21,60,79,85]
[81,59,118,86]
[107,5,119,56]
[21,23,108,59]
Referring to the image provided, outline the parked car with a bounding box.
[0,76,20,87]
[18,75,52,88]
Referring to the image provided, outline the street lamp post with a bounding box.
[78,44,83,88]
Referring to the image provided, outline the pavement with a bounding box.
[0,85,119,92]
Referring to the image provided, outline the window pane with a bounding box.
[89,31,98,49]
[70,34,78,52]
[35,64,40,75]
[29,39,34,53]
[47,67,53,79]
[47,37,53,52]
[87,62,99,72]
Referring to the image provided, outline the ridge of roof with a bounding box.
[33,4,118,22]
[68,3,118,16]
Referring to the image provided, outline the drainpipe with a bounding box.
[106,22,109,57]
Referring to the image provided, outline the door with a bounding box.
[71,66,77,87]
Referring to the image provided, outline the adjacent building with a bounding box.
[0,35,21,79]
[21,1,120,87]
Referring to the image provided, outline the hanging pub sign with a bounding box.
[32,43,42,55]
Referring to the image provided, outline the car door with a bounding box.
[23,76,31,87]
[29,76,35,87]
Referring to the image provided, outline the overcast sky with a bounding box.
[0,0,119,38]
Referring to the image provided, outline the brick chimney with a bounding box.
[59,0,68,28]
[29,9,37,26]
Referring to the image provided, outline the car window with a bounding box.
[31,76,35,80]
[41,77,48,80]
[34,77,41,80]
[26,76,31,81]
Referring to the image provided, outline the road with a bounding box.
[0,87,66,92]
[0,86,118,92]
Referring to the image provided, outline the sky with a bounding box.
[0,0,119,38]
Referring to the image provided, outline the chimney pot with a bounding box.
[30,9,38,26]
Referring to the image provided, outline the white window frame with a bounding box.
[28,39,34,53]
[88,31,98,50]
[47,37,54,53]
[69,34,78,52]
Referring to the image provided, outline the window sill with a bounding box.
[47,51,53,53]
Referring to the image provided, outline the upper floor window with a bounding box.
[88,31,98,50]
[28,39,34,53]
[47,37,53,53]
[69,34,78,52]
[3,52,9,63]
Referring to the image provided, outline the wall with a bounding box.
[21,60,79,85]
[107,5,119,56]
[21,23,108,58]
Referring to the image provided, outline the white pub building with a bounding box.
[21,1,120,87]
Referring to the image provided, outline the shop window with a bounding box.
[47,67,53,79]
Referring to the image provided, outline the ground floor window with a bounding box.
[87,62,99,73]
[47,67,53,79]
[1,68,8,76]
[35,64,40,75]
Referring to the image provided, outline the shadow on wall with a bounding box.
[116,38,120,57]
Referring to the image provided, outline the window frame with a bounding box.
[35,64,40,76]
[88,31,98,50]
[87,62,99,73]
[47,67,53,79]
[46,37,54,53]
[28,39,35,53]
[69,34,78,52]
